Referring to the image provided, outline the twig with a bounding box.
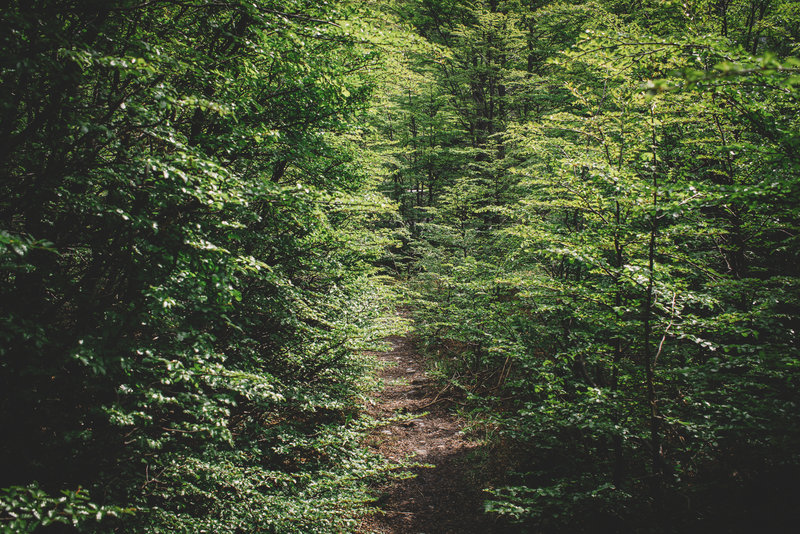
[417,382,453,409]
[653,291,677,368]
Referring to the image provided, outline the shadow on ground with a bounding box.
[360,334,516,534]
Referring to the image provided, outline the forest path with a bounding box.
[359,332,507,534]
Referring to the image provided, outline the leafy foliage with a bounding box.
[3,0,800,531]
[380,0,800,531]
[0,0,405,531]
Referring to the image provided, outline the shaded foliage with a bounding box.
[0,0,404,531]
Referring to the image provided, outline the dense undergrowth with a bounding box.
[3,0,800,532]
[0,1,409,531]
[377,0,800,532]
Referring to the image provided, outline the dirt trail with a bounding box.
[360,334,508,534]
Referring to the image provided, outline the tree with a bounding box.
[397,0,800,531]
[0,1,401,531]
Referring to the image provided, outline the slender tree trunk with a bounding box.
[644,106,663,478]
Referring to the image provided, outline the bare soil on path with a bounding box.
[360,334,512,534]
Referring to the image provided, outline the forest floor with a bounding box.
[359,332,511,534]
